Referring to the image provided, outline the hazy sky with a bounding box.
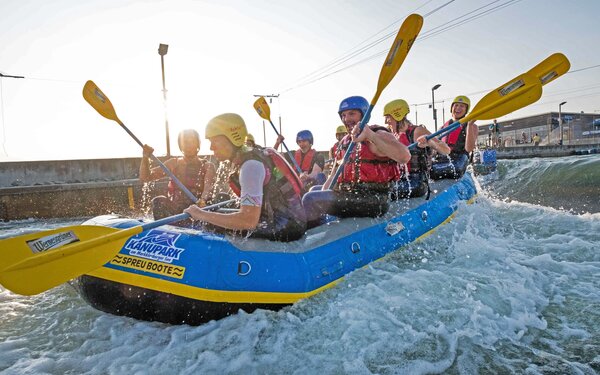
[1,0,599,161]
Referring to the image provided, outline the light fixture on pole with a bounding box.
[432,84,441,131]
[559,101,567,146]
[158,43,171,157]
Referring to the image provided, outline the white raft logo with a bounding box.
[124,230,185,263]
[26,231,80,253]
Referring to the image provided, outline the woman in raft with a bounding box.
[383,99,450,199]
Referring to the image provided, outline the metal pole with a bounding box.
[432,84,441,131]
[158,43,171,157]
[432,92,437,132]
[559,101,566,146]
[442,100,446,124]
[413,104,418,124]
[262,120,266,147]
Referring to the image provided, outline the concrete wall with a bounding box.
[497,144,600,159]
[0,157,167,220]
[0,157,142,188]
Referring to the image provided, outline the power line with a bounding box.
[280,0,520,93]
[567,64,600,74]
[280,0,441,92]
[419,0,520,41]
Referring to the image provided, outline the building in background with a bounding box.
[477,112,600,148]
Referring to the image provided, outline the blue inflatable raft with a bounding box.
[73,173,477,325]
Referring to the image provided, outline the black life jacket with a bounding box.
[441,119,468,157]
[405,125,432,174]
[228,147,306,240]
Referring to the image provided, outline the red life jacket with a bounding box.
[167,157,208,202]
[441,119,468,156]
[331,141,344,161]
[337,126,400,185]
[294,148,316,173]
[228,147,305,231]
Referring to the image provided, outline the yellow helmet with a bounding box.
[383,99,410,121]
[335,125,348,134]
[245,134,255,143]
[205,113,247,147]
[451,96,471,112]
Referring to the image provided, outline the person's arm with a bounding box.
[200,161,217,204]
[464,121,478,152]
[139,144,169,182]
[273,134,285,150]
[414,126,451,155]
[184,160,263,230]
[185,204,260,230]
[353,125,410,164]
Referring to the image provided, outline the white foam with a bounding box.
[1,191,599,373]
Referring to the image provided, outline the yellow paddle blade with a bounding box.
[527,53,570,86]
[373,13,423,104]
[253,96,271,121]
[82,80,121,123]
[0,225,141,295]
[465,72,542,122]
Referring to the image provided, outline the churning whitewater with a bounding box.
[1,155,599,374]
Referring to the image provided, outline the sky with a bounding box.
[1,0,599,161]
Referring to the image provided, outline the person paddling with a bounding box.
[275,130,326,189]
[184,113,306,242]
[384,99,450,198]
[430,96,478,179]
[140,129,216,220]
[302,96,410,225]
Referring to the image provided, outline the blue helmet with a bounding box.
[296,130,313,145]
[338,96,369,119]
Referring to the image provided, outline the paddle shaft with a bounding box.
[326,14,423,190]
[408,77,543,150]
[407,121,461,150]
[266,119,303,174]
[120,119,199,203]
[141,197,237,231]
[329,104,374,188]
[1,197,237,275]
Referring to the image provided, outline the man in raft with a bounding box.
[302,96,410,225]
[430,96,478,179]
[140,129,216,220]
[184,113,306,242]
[274,130,326,189]
[383,99,450,198]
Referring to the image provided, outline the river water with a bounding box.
[1,155,599,374]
